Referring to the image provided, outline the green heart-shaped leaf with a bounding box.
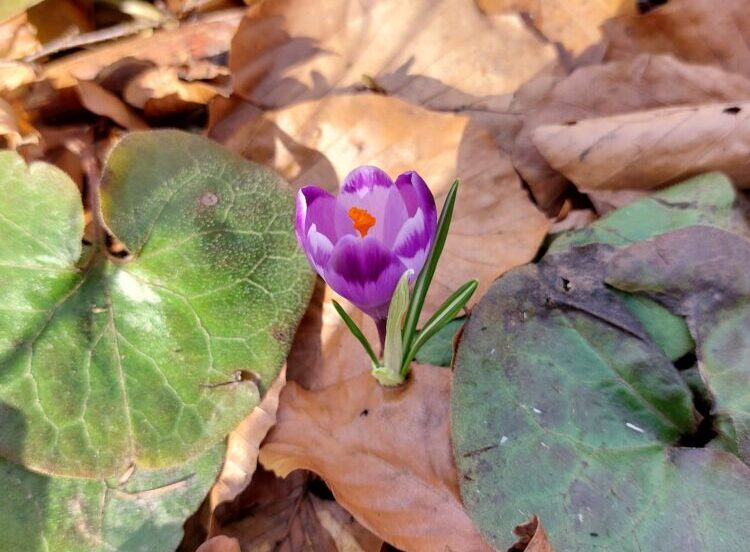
[0,440,224,551]
[550,172,738,361]
[0,131,313,478]
[609,226,750,462]
[452,243,750,550]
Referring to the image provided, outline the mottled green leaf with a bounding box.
[452,245,750,551]
[0,438,224,552]
[413,318,463,367]
[550,172,738,362]
[0,131,313,478]
[609,226,750,463]
[549,172,736,253]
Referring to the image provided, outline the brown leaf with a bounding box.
[229,0,556,111]
[26,0,94,45]
[208,366,287,535]
[42,9,244,88]
[603,0,750,78]
[532,101,750,192]
[477,0,635,54]
[75,80,149,130]
[218,468,383,552]
[197,535,241,552]
[19,124,94,181]
[209,93,548,317]
[0,96,37,148]
[511,54,750,210]
[507,516,555,552]
[123,66,224,117]
[0,13,41,60]
[260,365,490,551]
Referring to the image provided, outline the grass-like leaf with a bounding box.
[401,279,477,376]
[332,300,380,368]
[401,179,459,359]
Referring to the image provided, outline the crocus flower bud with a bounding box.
[295,166,437,325]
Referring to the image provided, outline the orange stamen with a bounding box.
[348,206,377,237]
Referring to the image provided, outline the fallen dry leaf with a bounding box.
[477,0,635,54]
[219,468,383,552]
[511,54,750,210]
[0,13,41,59]
[0,14,39,91]
[0,96,37,148]
[196,535,241,552]
[209,93,548,317]
[229,0,556,111]
[603,0,750,78]
[507,516,555,552]
[76,80,149,130]
[123,66,224,117]
[26,0,94,45]
[260,365,490,551]
[208,366,287,535]
[42,9,244,88]
[532,101,750,192]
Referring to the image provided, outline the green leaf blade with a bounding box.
[451,242,750,551]
[332,300,379,368]
[401,179,458,357]
[401,279,476,375]
[0,131,314,478]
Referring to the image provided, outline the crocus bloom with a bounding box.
[295,166,437,329]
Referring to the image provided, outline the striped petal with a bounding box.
[324,235,407,320]
[392,208,433,275]
[341,165,393,195]
[395,171,437,239]
[304,224,334,275]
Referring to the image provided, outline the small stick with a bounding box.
[23,19,164,63]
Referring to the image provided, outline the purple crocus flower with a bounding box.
[295,166,437,337]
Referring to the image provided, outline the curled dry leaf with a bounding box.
[0,14,39,91]
[532,101,750,192]
[76,80,149,130]
[123,66,224,117]
[229,0,555,111]
[476,0,634,54]
[511,54,750,211]
[209,93,549,316]
[260,365,490,551]
[603,0,750,78]
[42,9,244,88]
[208,366,287,535]
[0,96,37,148]
[0,13,40,59]
[219,468,383,552]
[508,516,555,552]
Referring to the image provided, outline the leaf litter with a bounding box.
[3,0,750,550]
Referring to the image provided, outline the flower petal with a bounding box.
[324,235,407,320]
[395,171,437,238]
[392,208,433,276]
[341,165,393,196]
[339,167,408,244]
[304,223,334,275]
[298,186,354,245]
